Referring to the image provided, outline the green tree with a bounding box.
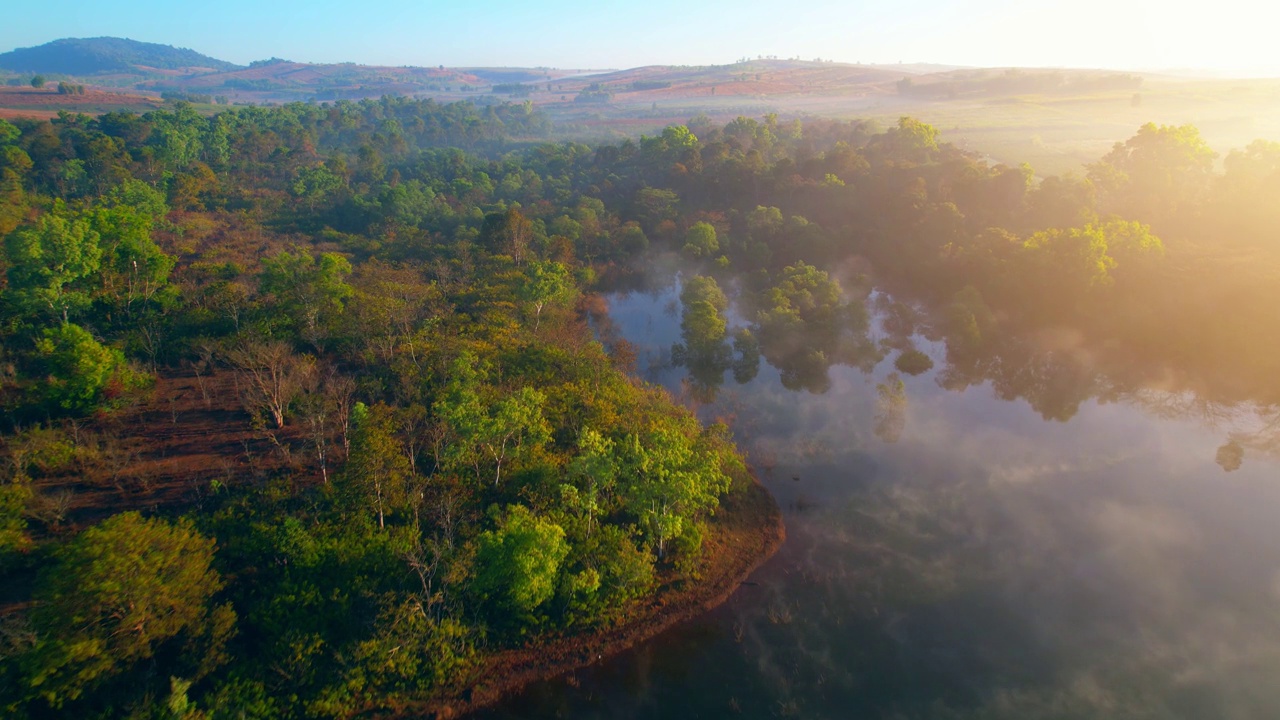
[259,249,353,349]
[342,598,474,700]
[149,103,205,170]
[4,212,102,323]
[33,323,139,415]
[1087,122,1216,222]
[633,187,679,233]
[878,116,940,163]
[1019,220,1160,308]
[20,512,234,709]
[679,275,729,354]
[0,475,33,555]
[90,180,176,312]
[615,421,733,559]
[518,260,574,330]
[0,121,30,236]
[0,119,19,145]
[291,164,345,212]
[562,428,620,538]
[345,402,412,529]
[473,504,570,618]
[682,221,719,259]
[435,356,550,487]
[758,261,843,332]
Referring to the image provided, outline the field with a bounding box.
[0,85,161,114]
[3,59,1279,177]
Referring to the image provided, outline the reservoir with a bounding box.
[481,271,1280,720]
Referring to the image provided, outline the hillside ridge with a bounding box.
[0,36,240,75]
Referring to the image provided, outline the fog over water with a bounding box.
[481,273,1280,720]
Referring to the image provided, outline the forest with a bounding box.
[0,94,1278,718]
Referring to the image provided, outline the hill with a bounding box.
[0,37,240,75]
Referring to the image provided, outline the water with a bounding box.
[480,277,1280,720]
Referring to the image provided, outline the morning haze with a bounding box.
[0,2,1277,719]
[2,0,1278,73]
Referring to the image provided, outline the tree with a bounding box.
[0,475,33,555]
[345,598,474,698]
[615,420,733,559]
[90,180,175,313]
[434,355,550,487]
[758,261,843,332]
[473,504,569,617]
[344,402,412,529]
[33,323,139,415]
[682,221,719,259]
[679,275,728,341]
[259,249,353,349]
[879,116,940,163]
[0,121,30,235]
[4,212,102,323]
[518,260,574,330]
[346,260,445,364]
[1087,122,1216,222]
[480,207,537,264]
[291,164,344,212]
[633,187,679,233]
[1018,220,1160,313]
[480,387,550,487]
[226,340,315,429]
[874,373,907,443]
[20,512,234,709]
[562,428,620,538]
[30,75,45,89]
[1024,173,1096,230]
[148,103,205,170]
[894,349,934,376]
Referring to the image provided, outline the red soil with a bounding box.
[21,369,308,529]
[0,86,162,117]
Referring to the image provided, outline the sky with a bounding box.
[2,0,1278,75]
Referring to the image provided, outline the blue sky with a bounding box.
[2,0,1277,74]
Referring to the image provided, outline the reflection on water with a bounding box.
[480,275,1280,720]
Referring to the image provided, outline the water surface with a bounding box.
[481,276,1280,720]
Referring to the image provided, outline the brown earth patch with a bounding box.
[0,86,162,117]
[0,108,59,120]
[13,369,309,533]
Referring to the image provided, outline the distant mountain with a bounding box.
[0,37,240,75]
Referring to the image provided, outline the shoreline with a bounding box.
[416,477,785,719]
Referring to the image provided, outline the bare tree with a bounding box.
[226,341,315,429]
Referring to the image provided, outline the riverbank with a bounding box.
[416,476,784,719]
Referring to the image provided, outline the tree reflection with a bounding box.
[875,373,908,443]
[1216,441,1244,471]
[665,268,1280,467]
